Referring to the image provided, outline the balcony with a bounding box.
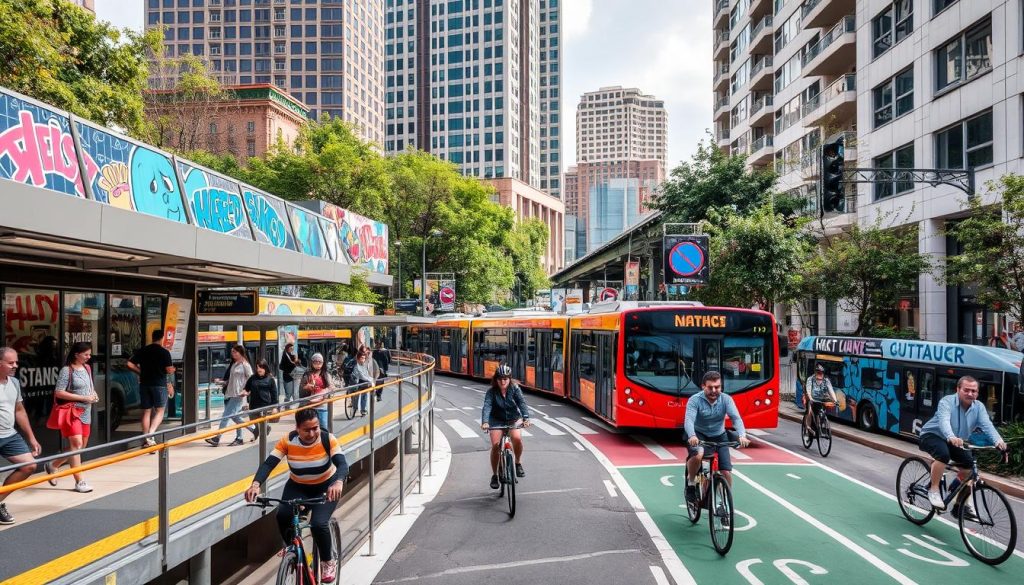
[749,134,775,166]
[749,0,770,20]
[802,16,855,77]
[716,127,731,143]
[801,0,851,29]
[749,55,774,92]
[713,0,730,28]
[802,74,856,125]
[713,62,730,91]
[714,29,730,60]
[749,15,773,55]
[749,94,774,127]
[714,94,730,122]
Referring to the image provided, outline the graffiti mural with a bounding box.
[260,295,373,317]
[318,203,389,273]
[242,187,297,250]
[288,205,328,258]
[0,90,91,198]
[318,216,341,261]
[75,120,188,222]
[177,161,252,238]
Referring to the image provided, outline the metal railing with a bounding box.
[752,94,774,115]
[802,73,855,118]
[752,134,775,153]
[751,15,773,40]
[751,55,773,78]
[715,94,730,111]
[0,351,436,584]
[801,0,822,18]
[715,30,730,48]
[714,62,730,83]
[802,15,855,67]
[715,0,730,17]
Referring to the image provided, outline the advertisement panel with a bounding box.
[438,279,456,311]
[565,289,584,314]
[550,289,566,313]
[0,89,88,198]
[162,297,193,360]
[664,234,710,286]
[625,261,640,298]
[317,202,389,273]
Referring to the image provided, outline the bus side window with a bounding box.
[920,370,934,407]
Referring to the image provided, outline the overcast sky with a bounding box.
[95,0,710,170]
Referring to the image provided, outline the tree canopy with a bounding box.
[0,0,160,137]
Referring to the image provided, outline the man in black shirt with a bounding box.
[279,343,301,402]
[127,329,175,447]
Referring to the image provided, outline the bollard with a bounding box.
[398,374,405,515]
[367,384,376,556]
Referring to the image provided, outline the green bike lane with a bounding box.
[575,426,1023,584]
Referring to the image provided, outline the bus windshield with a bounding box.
[625,332,772,396]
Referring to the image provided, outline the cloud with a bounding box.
[563,0,595,42]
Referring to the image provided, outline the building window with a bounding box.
[247,139,256,157]
[873,143,915,199]
[873,68,913,128]
[934,0,957,15]
[935,19,992,92]
[246,121,256,134]
[872,0,913,58]
[935,110,993,169]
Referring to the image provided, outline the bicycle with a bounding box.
[251,495,342,584]
[800,399,834,457]
[488,423,524,518]
[685,440,740,556]
[896,445,1017,565]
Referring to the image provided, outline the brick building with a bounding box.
[485,177,565,275]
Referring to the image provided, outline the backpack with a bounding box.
[341,356,357,385]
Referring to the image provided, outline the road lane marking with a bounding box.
[730,448,751,460]
[442,419,478,439]
[603,479,619,497]
[732,469,919,585]
[461,385,484,393]
[556,417,598,434]
[786,473,802,480]
[733,509,758,532]
[452,487,585,502]
[528,418,565,436]
[747,428,769,436]
[632,435,677,460]
[649,566,670,585]
[660,475,675,488]
[374,549,642,583]
[572,441,585,451]
[520,429,532,437]
[548,418,698,585]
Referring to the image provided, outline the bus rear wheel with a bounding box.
[857,403,877,432]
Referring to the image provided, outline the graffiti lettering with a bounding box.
[191,187,244,233]
[813,336,883,357]
[356,224,387,264]
[4,293,59,330]
[244,191,290,248]
[0,110,96,196]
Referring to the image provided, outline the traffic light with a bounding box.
[820,135,846,213]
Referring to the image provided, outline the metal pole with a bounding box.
[188,547,211,585]
[416,371,423,493]
[258,418,268,462]
[397,242,402,299]
[367,383,376,556]
[398,373,405,515]
[421,238,427,316]
[427,382,434,478]
[158,447,170,569]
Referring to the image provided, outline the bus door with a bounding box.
[472,330,485,376]
[898,366,935,435]
[509,329,528,381]
[534,330,553,390]
[450,329,464,373]
[594,332,616,420]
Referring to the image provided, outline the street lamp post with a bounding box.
[394,240,402,299]
[421,229,442,316]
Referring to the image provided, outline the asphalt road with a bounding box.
[371,376,1024,585]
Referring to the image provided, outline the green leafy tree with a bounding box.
[805,215,932,336]
[145,54,234,152]
[692,205,813,310]
[945,174,1024,327]
[301,273,381,306]
[652,135,778,222]
[0,0,160,137]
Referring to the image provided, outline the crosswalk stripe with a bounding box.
[730,448,751,460]
[632,435,677,460]
[528,418,565,436]
[443,419,479,439]
[555,417,598,435]
[747,429,769,436]
[521,429,532,437]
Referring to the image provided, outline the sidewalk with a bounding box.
[779,401,1024,500]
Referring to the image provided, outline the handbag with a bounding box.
[45,365,92,430]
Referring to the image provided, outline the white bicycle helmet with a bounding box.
[496,363,512,378]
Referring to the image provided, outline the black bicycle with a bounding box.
[896,445,1017,565]
[686,440,740,555]
[252,496,342,584]
[801,399,834,457]
[488,424,524,517]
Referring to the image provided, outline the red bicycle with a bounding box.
[685,440,740,555]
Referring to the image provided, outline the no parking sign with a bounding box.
[664,235,710,285]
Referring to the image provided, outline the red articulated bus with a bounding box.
[404,301,782,430]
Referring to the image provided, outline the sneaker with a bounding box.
[716,505,730,527]
[228,438,244,447]
[490,474,499,489]
[144,437,157,447]
[45,461,58,486]
[250,428,260,442]
[515,463,525,478]
[0,503,14,525]
[74,481,93,493]
[361,410,368,416]
[376,395,383,402]
[685,485,697,504]
[320,560,337,583]
[204,438,220,447]
[960,500,977,520]
[928,490,945,510]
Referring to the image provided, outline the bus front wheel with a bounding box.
[857,403,877,432]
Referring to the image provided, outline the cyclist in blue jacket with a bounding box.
[480,363,531,489]
[918,375,1006,510]
[684,370,750,504]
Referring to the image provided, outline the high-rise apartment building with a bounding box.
[714,0,1024,344]
[145,0,385,145]
[384,0,560,191]
[576,86,668,176]
[539,0,563,198]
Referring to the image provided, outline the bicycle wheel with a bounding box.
[345,391,357,420]
[800,415,813,449]
[504,449,516,517]
[959,484,1018,565]
[709,475,735,555]
[275,550,299,585]
[895,457,935,525]
[816,413,832,457]
[686,475,703,524]
[312,518,342,581]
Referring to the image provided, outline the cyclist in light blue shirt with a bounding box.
[684,371,750,505]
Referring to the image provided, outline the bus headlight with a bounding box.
[626,397,635,405]
[766,389,774,396]
[638,400,645,407]
[755,400,761,407]
[765,398,772,406]
[624,388,632,395]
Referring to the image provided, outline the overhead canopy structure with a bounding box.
[199,314,436,328]
[552,211,665,290]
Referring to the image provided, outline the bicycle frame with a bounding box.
[254,496,325,585]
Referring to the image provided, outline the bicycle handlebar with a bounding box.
[252,495,327,508]
[698,440,741,448]
[486,423,526,430]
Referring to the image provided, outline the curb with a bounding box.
[779,410,1024,501]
